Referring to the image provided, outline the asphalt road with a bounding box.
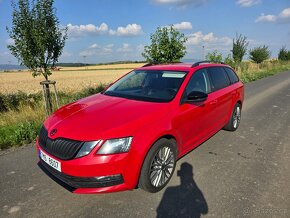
[1,71,290,218]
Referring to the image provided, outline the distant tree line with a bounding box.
[206,33,290,69]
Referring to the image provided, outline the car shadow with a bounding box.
[156,162,208,218]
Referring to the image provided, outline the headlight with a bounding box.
[97,137,133,155]
[75,140,101,158]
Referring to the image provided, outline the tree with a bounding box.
[232,33,249,67]
[224,54,235,69]
[142,25,187,64]
[7,0,67,114]
[249,45,271,64]
[205,50,223,62]
[278,46,290,61]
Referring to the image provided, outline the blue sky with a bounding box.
[0,0,290,64]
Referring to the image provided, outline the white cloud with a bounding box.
[80,44,114,57]
[67,23,109,37]
[0,51,10,57]
[89,43,99,49]
[117,43,133,52]
[173,21,192,30]
[255,7,290,23]
[255,14,276,22]
[6,38,15,45]
[137,44,145,53]
[280,8,290,20]
[67,23,143,38]
[237,0,261,7]
[153,0,209,7]
[185,31,232,59]
[109,24,143,36]
[61,51,73,58]
[186,31,232,46]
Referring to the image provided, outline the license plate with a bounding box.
[39,149,61,172]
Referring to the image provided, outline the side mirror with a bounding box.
[186,91,208,103]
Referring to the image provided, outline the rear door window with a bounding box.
[207,67,230,92]
[224,67,239,84]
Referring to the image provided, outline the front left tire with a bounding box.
[138,138,177,193]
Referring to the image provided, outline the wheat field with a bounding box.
[0,63,144,93]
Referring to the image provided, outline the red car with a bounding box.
[36,61,244,194]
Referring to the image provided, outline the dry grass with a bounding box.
[0,63,144,94]
[0,105,45,126]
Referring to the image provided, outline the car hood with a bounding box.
[44,93,170,141]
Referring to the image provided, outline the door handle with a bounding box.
[210,100,218,105]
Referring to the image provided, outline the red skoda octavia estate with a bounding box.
[36,61,244,194]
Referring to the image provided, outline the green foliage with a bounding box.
[0,84,106,113]
[249,45,271,64]
[205,50,223,62]
[7,0,67,80]
[0,91,42,112]
[0,84,107,149]
[0,120,42,149]
[142,25,187,64]
[232,33,249,65]
[278,46,290,61]
[224,54,236,69]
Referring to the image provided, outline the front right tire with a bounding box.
[138,138,177,193]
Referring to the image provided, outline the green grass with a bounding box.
[0,120,42,149]
[0,84,106,150]
[237,60,290,83]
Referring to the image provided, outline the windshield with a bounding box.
[103,70,188,102]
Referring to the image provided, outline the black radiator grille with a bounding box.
[38,126,84,160]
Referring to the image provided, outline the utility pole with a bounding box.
[202,45,205,60]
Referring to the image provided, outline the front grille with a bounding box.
[38,126,84,160]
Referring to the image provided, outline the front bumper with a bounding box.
[39,159,124,188]
[36,142,139,194]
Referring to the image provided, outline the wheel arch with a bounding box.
[135,134,178,189]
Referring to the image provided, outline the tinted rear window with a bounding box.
[224,67,239,84]
[207,67,230,92]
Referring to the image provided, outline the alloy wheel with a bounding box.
[149,146,175,187]
[233,106,241,128]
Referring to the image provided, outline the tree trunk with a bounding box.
[44,83,53,114]
[43,69,53,115]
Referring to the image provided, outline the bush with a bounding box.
[206,50,223,62]
[224,54,236,69]
[0,120,42,149]
[0,84,107,149]
[278,46,290,61]
[249,45,271,64]
[232,33,249,65]
[0,84,106,113]
[0,91,43,112]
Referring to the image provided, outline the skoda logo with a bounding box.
[50,129,57,136]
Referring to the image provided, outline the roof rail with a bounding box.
[142,63,159,67]
[142,63,153,67]
[191,60,225,67]
[142,61,182,67]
